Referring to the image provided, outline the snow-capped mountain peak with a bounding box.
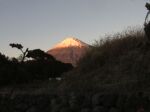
[47,37,90,66]
[53,37,88,49]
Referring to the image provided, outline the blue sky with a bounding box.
[0,0,148,57]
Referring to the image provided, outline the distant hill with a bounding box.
[47,37,90,66]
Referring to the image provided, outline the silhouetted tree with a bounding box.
[26,49,55,61]
[0,44,74,86]
[9,43,28,62]
[26,49,73,78]
[144,2,150,41]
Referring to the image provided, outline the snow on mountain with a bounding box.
[52,37,89,49]
[47,37,90,66]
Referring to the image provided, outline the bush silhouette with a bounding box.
[0,46,73,86]
[26,49,73,78]
[27,49,55,61]
[0,53,9,65]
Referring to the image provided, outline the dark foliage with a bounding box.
[58,28,150,93]
[0,92,149,112]
[0,48,73,86]
[9,43,23,49]
[9,43,29,62]
[145,3,150,10]
[27,49,55,61]
[0,53,9,65]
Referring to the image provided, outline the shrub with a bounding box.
[58,27,150,93]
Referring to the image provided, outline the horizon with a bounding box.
[0,0,147,57]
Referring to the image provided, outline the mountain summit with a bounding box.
[47,37,90,66]
[52,37,89,49]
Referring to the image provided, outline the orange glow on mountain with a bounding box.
[47,37,90,66]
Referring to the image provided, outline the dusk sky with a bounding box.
[0,0,147,57]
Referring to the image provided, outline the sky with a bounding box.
[0,0,148,57]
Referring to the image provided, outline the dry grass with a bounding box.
[58,28,150,94]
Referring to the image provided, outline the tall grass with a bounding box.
[58,28,150,94]
[78,28,144,71]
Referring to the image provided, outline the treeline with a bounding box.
[0,47,73,86]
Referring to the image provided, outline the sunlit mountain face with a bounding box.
[47,37,90,66]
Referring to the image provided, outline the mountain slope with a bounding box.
[47,37,90,66]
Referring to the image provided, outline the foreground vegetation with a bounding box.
[0,49,73,86]
[58,28,150,94]
[0,92,149,112]
[1,27,150,112]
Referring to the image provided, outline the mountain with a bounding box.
[47,37,90,66]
